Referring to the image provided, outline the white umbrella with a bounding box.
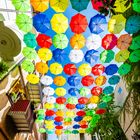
[86,34,101,50]
[69,50,84,63]
[40,75,53,86]
[87,103,97,109]
[42,87,55,96]
[46,96,56,104]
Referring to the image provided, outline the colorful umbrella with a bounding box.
[84,49,99,64]
[95,76,106,86]
[49,63,63,75]
[21,59,34,73]
[80,87,91,96]
[55,88,66,96]
[66,104,76,109]
[78,63,92,76]
[103,86,114,95]
[81,75,94,86]
[96,109,106,115]
[46,96,56,104]
[78,97,88,104]
[89,96,99,104]
[55,104,65,110]
[64,64,77,75]
[86,34,101,50]
[36,34,52,48]
[26,74,39,84]
[30,0,49,12]
[56,97,66,104]
[74,116,83,122]
[105,64,118,75]
[132,0,140,13]
[69,50,84,63]
[129,35,140,50]
[44,103,54,109]
[87,103,97,109]
[89,14,107,34]
[70,34,86,50]
[67,76,80,86]
[35,62,48,74]
[50,0,68,12]
[38,48,52,62]
[102,34,118,50]
[125,15,140,34]
[66,111,75,117]
[92,64,105,76]
[100,50,115,63]
[73,124,80,129]
[33,13,50,33]
[16,14,32,32]
[22,47,37,60]
[54,76,66,86]
[67,97,78,104]
[70,13,88,34]
[68,88,79,96]
[76,104,85,109]
[108,75,120,85]
[115,50,130,63]
[70,0,90,12]
[108,14,126,34]
[102,95,112,102]
[91,86,102,96]
[51,13,68,33]
[42,87,55,96]
[56,110,64,117]
[98,102,107,109]
[53,34,69,49]
[117,34,132,50]
[40,75,53,85]
[129,50,140,62]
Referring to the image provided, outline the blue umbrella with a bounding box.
[53,49,67,63]
[105,64,118,75]
[125,15,140,34]
[54,121,62,126]
[67,76,81,86]
[45,116,54,120]
[76,104,85,109]
[108,75,120,85]
[68,88,79,96]
[73,124,80,129]
[89,14,107,34]
[84,49,99,64]
[103,86,114,95]
[74,116,83,122]
[33,13,50,33]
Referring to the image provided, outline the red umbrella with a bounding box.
[70,13,88,34]
[56,97,66,104]
[36,34,52,48]
[64,64,77,75]
[81,75,94,86]
[78,97,88,104]
[91,86,102,96]
[66,103,75,109]
[96,109,106,114]
[80,124,88,129]
[55,116,63,122]
[91,0,104,11]
[92,64,105,76]
[45,110,55,116]
[55,126,63,129]
[76,110,86,116]
[102,34,117,50]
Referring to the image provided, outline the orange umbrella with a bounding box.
[35,62,48,74]
[54,76,66,86]
[95,76,107,86]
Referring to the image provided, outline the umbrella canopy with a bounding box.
[36,34,52,48]
[30,0,49,12]
[23,32,37,48]
[108,75,120,85]
[70,34,86,50]
[76,104,85,109]
[70,0,90,12]
[95,76,106,86]
[53,49,66,63]
[129,50,140,62]
[115,50,130,63]
[92,64,105,76]
[44,103,54,109]
[67,76,80,86]
[78,63,92,76]
[108,14,126,34]
[132,0,140,13]
[91,86,102,96]
[54,76,66,86]
[69,50,84,63]
[80,87,91,96]
[26,74,39,84]
[105,64,118,75]
[102,95,112,102]
[49,63,63,75]
[125,15,140,34]
[103,86,114,95]
[56,97,66,104]
[70,13,88,34]
[84,49,99,64]
[42,87,55,96]
[100,50,115,63]
[89,96,99,104]
[22,47,37,60]
[117,34,132,50]
[21,59,34,73]
[53,34,69,49]
[68,88,79,96]
[81,75,94,86]
[50,0,68,12]
[38,48,52,62]
[67,97,78,104]
[33,13,50,33]
[55,104,65,110]
[55,88,66,96]
[89,14,107,34]
[66,110,75,117]
[129,35,140,50]
[40,75,53,85]
[35,62,48,74]
[16,14,32,32]
[56,110,64,117]
[102,34,118,50]
[86,34,101,50]
[66,104,76,109]
[78,97,88,104]
[64,64,77,75]
[47,96,56,104]
[51,13,68,33]
[118,63,131,76]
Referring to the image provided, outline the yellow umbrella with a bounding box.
[64,121,72,126]
[89,96,99,104]
[30,0,49,12]
[66,110,75,117]
[44,103,54,109]
[38,48,52,62]
[115,50,130,62]
[35,62,49,74]
[50,62,63,75]
[51,13,68,33]
[83,116,92,121]
[79,129,86,133]
[50,0,69,12]
[46,125,55,130]
[26,74,39,84]
[78,63,92,76]
[54,76,66,86]
[55,87,66,96]
[70,34,86,49]
[95,76,107,86]
[56,110,64,117]
[45,120,54,125]
[108,14,126,34]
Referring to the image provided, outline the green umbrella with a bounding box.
[115,50,130,63]
[132,0,140,13]
[55,104,65,109]
[100,50,115,63]
[129,36,140,50]
[80,87,91,96]
[16,14,32,32]
[64,130,71,134]
[12,0,30,12]
[64,118,72,122]
[67,97,78,104]
[86,110,95,116]
[38,128,46,133]
[23,32,37,48]
[129,50,140,62]
[21,59,34,73]
[118,63,131,76]
[102,95,112,102]
[53,33,69,49]
[22,47,37,60]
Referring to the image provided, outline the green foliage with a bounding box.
[0,61,9,79]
